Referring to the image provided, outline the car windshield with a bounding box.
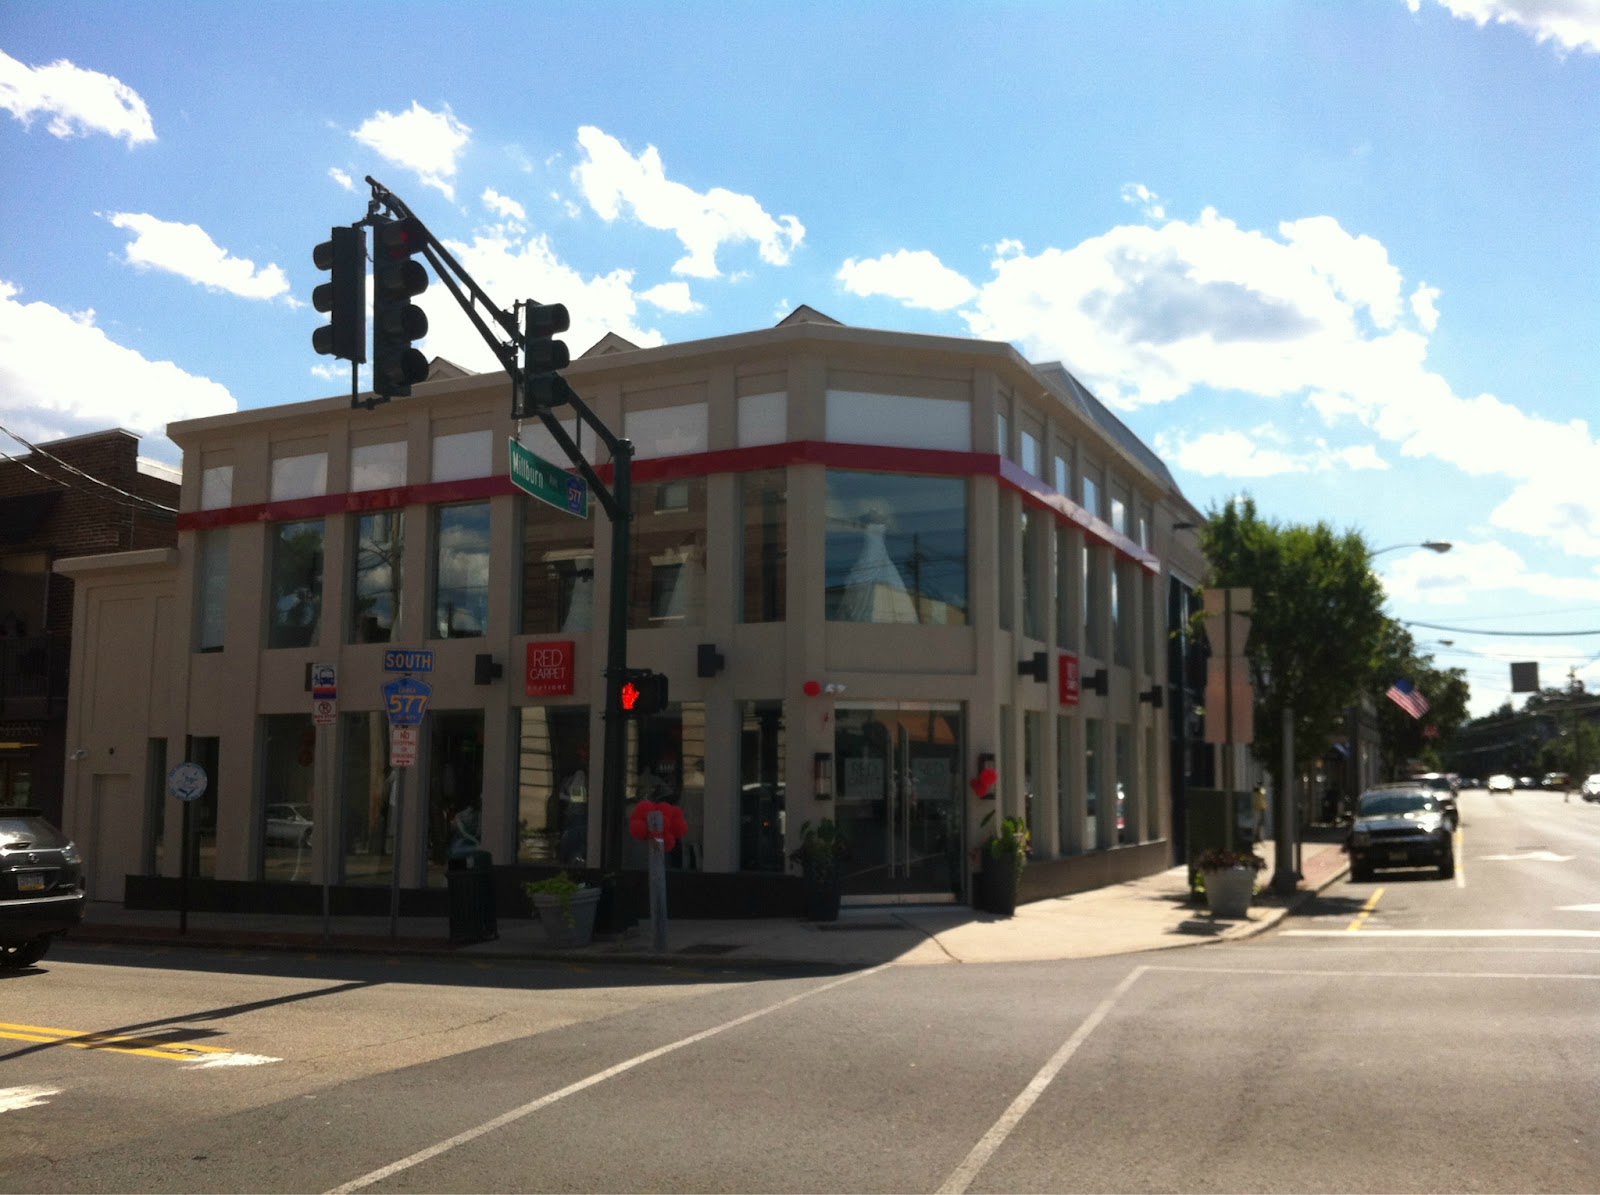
[1358,792,1437,816]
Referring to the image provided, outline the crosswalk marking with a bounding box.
[0,1086,59,1114]
[1286,928,1600,938]
[0,1021,280,1066]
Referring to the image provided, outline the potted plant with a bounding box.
[976,812,1031,917]
[523,871,602,946]
[1195,847,1266,919]
[789,819,849,922]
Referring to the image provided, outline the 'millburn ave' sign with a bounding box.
[509,436,589,518]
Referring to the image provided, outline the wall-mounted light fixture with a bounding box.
[813,752,834,800]
[1138,684,1164,708]
[1017,651,1047,682]
[474,654,503,685]
[1082,668,1109,696]
[697,643,726,678]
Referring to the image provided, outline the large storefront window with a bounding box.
[185,736,219,879]
[739,470,786,623]
[625,701,706,870]
[739,700,785,871]
[341,713,395,885]
[1116,723,1134,844]
[197,529,228,650]
[268,520,324,649]
[522,499,594,635]
[1055,526,1076,651]
[1056,716,1076,855]
[433,502,490,639]
[426,711,484,887]
[1024,710,1042,856]
[260,714,316,883]
[824,471,967,624]
[1020,507,1043,640]
[1083,546,1105,659]
[351,510,404,644]
[631,478,707,628]
[1112,559,1130,665]
[516,706,591,865]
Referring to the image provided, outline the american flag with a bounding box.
[1386,677,1431,719]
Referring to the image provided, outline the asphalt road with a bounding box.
[3,787,1597,1193]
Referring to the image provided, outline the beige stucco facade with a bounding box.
[58,313,1210,912]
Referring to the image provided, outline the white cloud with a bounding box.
[1410,0,1600,54]
[1153,426,1391,478]
[1120,183,1166,221]
[353,102,471,200]
[482,188,525,221]
[106,213,292,302]
[417,228,665,372]
[837,250,978,311]
[1381,538,1600,605]
[573,126,804,278]
[1409,283,1441,332]
[0,50,154,144]
[638,282,702,314]
[0,279,235,463]
[329,168,355,192]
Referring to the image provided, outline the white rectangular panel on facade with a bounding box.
[518,419,582,471]
[350,441,407,491]
[826,391,971,452]
[200,464,233,510]
[626,403,709,459]
[431,429,492,483]
[270,453,327,501]
[737,392,786,447]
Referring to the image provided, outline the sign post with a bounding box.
[382,668,431,936]
[167,762,208,935]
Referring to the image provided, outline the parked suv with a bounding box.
[1348,785,1455,882]
[1,807,86,968]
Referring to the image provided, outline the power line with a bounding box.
[1404,619,1600,637]
[0,424,177,516]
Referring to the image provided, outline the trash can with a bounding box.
[446,849,497,944]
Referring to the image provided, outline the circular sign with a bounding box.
[167,761,209,803]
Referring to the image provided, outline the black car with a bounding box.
[0,807,86,968]
[1348,787,1454,882]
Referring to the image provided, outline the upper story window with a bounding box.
[1020,427,1041,478]
[739,469,786,623]
[351,441,406,491]
[1082,474,1101,521]
[824,470,967,625]
[824,392,971,451]
[995,413,1008,458]
[351,510,403,644]
[1053,453,1070,499]
[1020,506,1044,640]
[267,520,324,648]
[1110,493,1127,537]
[432,430,492,483]
[200,464,233,511]
[1083,545,1104,659]
[1054,525,1076,651]
[631,477,706,628]
[196,529,228,651]
[271,453,327,502]
[433,502,490,639]
[522,498,593,635]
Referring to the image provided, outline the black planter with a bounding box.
[978,849,1022,917]
[801,860,842,922]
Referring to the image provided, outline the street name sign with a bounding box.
[509,436,588,519]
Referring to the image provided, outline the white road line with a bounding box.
[936,965,1148,1195]
[1284,929,1600,939]
[325,963,892,1195]
[1150,964,1600,980]
[0,1086,59,1114]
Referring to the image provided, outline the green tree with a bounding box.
[1200,498,1387,797]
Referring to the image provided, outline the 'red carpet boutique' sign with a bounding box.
[526,640,575,696]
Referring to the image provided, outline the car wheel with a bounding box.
[0,938,51,969]
[1439,852,1455,880]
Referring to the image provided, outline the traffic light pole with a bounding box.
[360,177,638,877]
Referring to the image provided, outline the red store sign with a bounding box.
[526,640,576,696]
[1058,652,1080,707]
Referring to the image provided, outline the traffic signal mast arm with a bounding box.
[364,177,630,522]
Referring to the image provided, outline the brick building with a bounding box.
[1,429,178,821]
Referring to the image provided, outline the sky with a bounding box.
[2,0,1598,718]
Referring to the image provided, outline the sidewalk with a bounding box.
[68,837,1348,971]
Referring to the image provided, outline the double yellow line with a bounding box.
[0,1021,240,1063]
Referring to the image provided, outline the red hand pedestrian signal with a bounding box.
[618,670,668,716]
[621,680,641,711]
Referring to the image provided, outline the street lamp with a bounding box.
[1370,540,1452,558]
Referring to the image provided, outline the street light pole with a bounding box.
[1370,540,1452,558]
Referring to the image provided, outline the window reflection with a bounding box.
[825,471,967,625]
[433,502,489,639]
[268,520,324,649]
[351,511,403,644]
[631,478,706,628]
[522,497,593,635]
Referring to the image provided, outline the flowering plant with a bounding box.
[789,819,850,875]
[1195,847,1266,872]
[524,870,589,929]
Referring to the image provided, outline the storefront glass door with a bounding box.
[833,703,963,902]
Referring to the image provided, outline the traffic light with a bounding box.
[513,302,571,418]
[620,670,669,717]
[371,216,431,398]
[311,226,365,363]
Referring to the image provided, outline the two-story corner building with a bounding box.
[0,428,178,824]
[57,309,1209,917]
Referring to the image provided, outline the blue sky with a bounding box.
[2,0,1597,716]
